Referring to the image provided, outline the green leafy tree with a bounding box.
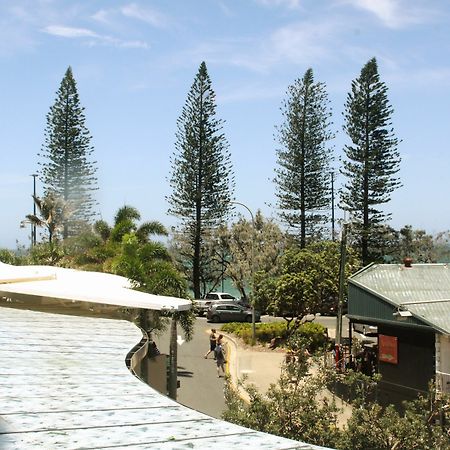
[38,66,98,239]
[397,225,435,263]
[0,249,25,265]
[341,57,401,265]
[340,392,450,450]
[434,231,450,262]
[275,68,334,247]
[224,353,342,448]
[220,211,286,303]
[268,241,360,334]
[225,353,450,449]
[167,61,234,299]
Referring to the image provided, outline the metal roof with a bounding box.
[350,263,450,334]
[0,307,326,449]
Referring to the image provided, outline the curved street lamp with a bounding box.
[230,201,256,344]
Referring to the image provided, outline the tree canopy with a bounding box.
[261,241,360,333]
[340,57,401,265]
[167,61,234,298]
[38,66,98,239]
[275,68,334,247]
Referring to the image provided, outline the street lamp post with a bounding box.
[231,201,256,344]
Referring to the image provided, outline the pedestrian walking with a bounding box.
[214,339,226,377]
[204,328,217,359]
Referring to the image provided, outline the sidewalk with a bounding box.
[224,333,285,402]
[222,332,353,426]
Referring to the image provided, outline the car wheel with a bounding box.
[245,315,252,323]
[211,315,220,323]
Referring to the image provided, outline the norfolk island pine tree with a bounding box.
[167,62,234,299]
[38,66,98,239]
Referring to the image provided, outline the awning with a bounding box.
[0,262,191,312]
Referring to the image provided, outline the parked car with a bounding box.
[206,302,261,323]
[193,292,238,316]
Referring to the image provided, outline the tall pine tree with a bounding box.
[341,58,401,264]
[167,62,234,298]
[38,66,98,239]
[274,68,334,247]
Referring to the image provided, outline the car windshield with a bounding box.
[221,294,235,299]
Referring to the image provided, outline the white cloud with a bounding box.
[268,20,336,65]
[120,3,168,28]
[116,39,149,49]
[43,25,98,38]
[179,14,343,73]
[91,9,111,24]
[341,0,433,28]
[42,24,149,49]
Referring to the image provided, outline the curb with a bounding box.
[221,333,251,403]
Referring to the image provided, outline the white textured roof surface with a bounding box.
[0,262,191,311]
[0,307,325,449]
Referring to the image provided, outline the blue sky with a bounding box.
[1,0,449,249]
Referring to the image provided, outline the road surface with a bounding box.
[152,314,348,419]
[153,316,227,419]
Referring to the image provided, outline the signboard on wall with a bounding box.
[379,334,398,364]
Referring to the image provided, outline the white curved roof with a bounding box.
[0,307,326,449]
[0,262,191,311]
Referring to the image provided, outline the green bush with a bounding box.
[0,249,24,265]
[222,320,327,350]
[221,321,288,345]
[289,322,327,353]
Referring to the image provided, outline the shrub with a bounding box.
[222,321,288,345]
[222,321,327,349]
[289,322,327,353]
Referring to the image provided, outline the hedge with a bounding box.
[221,320,327,350]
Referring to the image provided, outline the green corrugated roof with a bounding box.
[350,263,450,334]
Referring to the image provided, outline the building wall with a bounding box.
[377,324,435,407]
[436,334,450,393]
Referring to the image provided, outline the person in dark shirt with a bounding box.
[204,329,217,359]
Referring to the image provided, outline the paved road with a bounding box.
[153,317,227,419]
[152,314,348,419]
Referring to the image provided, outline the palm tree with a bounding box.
[95,205,168,245]
[22,194,71,243]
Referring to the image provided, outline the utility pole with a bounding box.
[331,172,335,241]
[31,174,38,246]
[335,222,348,369]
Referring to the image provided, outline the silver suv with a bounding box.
[206,303,261,323]
[194,292,238,316]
